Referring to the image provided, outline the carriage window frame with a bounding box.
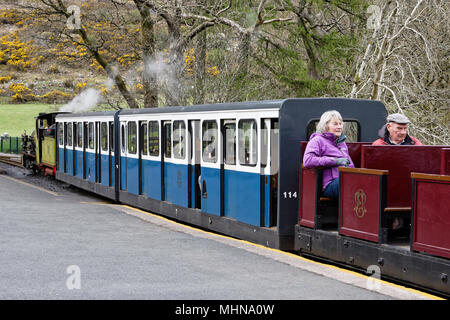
[148,121,159,157]
[67,122,73,147]
[164,122,172,158]
[88,122,94,150]
[173,120,186,160]
[223,121,236,165]
[109,122,114,152]
[141,122,148,155]
[121,124,126,153]
[238,119,258,167]
[77,122,83,148]
[128,121,137,154]
[73,122,77,147]
[202,120,218,163]
[306,119,361,142]
[58,123,63,146]
[261,120,268,168]
[101,122,108,152]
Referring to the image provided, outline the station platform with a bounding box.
[0,167,439,301]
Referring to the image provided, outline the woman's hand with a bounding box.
[334,158,350,166]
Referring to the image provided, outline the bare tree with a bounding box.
[350,0,449,144]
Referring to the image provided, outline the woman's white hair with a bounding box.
[316,110,343,133]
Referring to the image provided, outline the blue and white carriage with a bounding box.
[55,98,385,250]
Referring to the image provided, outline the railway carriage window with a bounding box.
[121,124,126,153]
[109,122,114,152]
[173,121,185,159]
[224,122,236,165]
[88,122,94,149]
[101,122,108,152]
[77,122,82,147]
[58,123,63,146]
[73,123,77,146]
[128,121,137,154]
[141,122,148,155]
[202,120,217,163]
[238,119,257,166]
[343,122,360,142]
[306,120,360,142]
[148,121,159,156]
[164,122,172,158]
[67,123,72,147]
[261,120,268,168]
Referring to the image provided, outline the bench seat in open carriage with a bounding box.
[298,142,369,230]
[338,145,450,243]
[411,173,450,260]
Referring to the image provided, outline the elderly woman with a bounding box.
[303,110,354,199]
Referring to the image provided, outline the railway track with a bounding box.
[0,154,23,168]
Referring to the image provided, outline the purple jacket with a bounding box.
[303,132,354,190]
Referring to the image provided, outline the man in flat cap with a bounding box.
[372,113,423,145]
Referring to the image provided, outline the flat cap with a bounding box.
[387,113,410,124]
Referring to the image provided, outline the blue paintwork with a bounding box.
[190,165,196,208]
[85,151,96,182]
[75,149,83,179]
[263,174,271,227]
[224,169,261,226]
[120,156,126,190]
[58,147,64,172]
[142,158,161,200]
[111,155,115,186]
[100,154,109,186]
[164,162,188,207]
[201,166,221,216]
[66,148,74,175]
[126,157,139,195]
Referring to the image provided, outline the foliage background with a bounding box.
[0,0,448,143]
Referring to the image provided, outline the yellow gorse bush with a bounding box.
[0,33,38,70]
[8,83,35,102]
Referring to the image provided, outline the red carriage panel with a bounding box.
[411,173,450,259]
[299,166,318,228]
[345,142,368,169]
[441,148,450,175]
[361,146,444,208]
[339,167,388,243]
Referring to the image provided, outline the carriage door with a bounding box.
[95,121,100,183]
[261,118,279,227]
[62,122,67,173]
[126,121,139,195]
[200,119,220,216]
[161,120,171,202]
[120,122,127,190]
[143,120,161,200]
[100,122,110,187]
[189,120,201,209]
[222,120,236,217]
[138,121,147,195]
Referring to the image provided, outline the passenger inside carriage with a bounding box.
[303,110,354,199]
[372,113,423,231]
[372,113,423,146]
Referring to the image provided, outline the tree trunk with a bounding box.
[135,0,158,108]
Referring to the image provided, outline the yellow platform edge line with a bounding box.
[0,174,59,197]
[118,204,444,300]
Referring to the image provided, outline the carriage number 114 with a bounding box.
[282,191,297,199]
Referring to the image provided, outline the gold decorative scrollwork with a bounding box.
[354,189,367,218]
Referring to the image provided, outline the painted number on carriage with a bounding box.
[282,191,297,199]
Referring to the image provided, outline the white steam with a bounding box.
[59,87,102,113]
[144,52,183,104]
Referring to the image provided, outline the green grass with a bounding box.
[0,103,60,137]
